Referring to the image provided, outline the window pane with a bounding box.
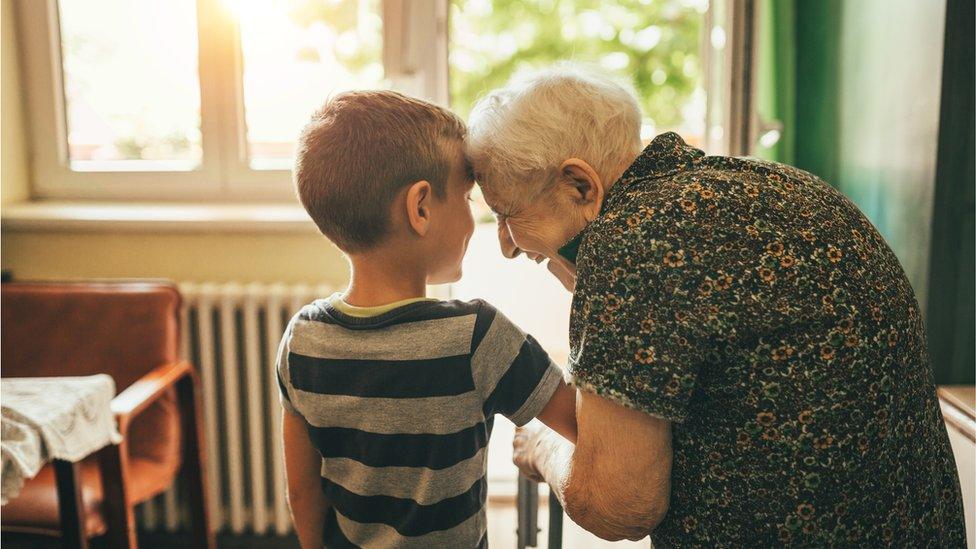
[238,0,385,170]
[449,0,707,145]
[58,0,202,171]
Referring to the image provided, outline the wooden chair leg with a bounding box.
[53,459,89,549]
[97,443,137,549]
[176,372,215,549]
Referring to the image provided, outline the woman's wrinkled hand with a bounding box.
[512,423,548,482]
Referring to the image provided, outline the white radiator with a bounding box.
[137,282,334,535]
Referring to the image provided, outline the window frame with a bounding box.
[19,0,224,200]
[17,0,447,202]
[16,0,752,203]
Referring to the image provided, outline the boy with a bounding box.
[278,90,577,548]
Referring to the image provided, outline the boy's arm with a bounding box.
[473,302,577,442]
[534,380,578,443]
[282,409,330,549]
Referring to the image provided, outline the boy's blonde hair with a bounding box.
[294,90,467,253]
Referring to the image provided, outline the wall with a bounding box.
[1,231,350,285]
[1,0,28,205]
[0,0,351,287]
[0,1,953,293]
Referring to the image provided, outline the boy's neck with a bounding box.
[344,250,428,307]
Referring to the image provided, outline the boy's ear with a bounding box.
[405,180,432,237]
[559,158,604,222]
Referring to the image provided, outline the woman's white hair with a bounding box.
[466,63,643,214]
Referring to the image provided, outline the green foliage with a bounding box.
[286,0,382,78]
[448,0,703,123]
[283,0,703,124]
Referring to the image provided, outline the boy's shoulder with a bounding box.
[287,296,504,330]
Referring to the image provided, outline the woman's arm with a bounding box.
[283,410,330,549]
[514,390,672,541]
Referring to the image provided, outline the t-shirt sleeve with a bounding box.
[470,301,564,426]
[275,317,300,415]
[571,195,723,423]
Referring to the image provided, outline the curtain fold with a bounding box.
[755,0,971,383]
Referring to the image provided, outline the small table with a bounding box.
[1,375,121,548]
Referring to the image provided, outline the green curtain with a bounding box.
[756,0,842,176]
[756,0,973,384]
[755,0,795,164]
[925,0,975,385]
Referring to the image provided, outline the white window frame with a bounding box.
[16,0,752,203]
[702,0,763,157]
[16,0,447,202]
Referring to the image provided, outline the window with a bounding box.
[59,0,203,171]
[446,0,736,494]
[449,0,708,145]
[236,0,385,170]
[19,0,421,199]
[13,0,759,533]
[17,0,752,199]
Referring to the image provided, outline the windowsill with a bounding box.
[1,201,318,234]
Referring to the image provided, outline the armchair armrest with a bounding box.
[97,360,212,547]
[111,361,194,434]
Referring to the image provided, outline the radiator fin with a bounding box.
[137,282,333,534]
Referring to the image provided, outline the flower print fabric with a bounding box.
[569,132,966,547]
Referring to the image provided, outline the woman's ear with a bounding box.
[405,180,432,236]
[559,158,605,222]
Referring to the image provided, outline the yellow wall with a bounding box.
[1,231,350,285]
[0,0,350,286]
[1,0,29,205]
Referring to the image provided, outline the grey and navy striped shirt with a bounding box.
[276,295,563,548]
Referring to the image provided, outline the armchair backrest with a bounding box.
[1,281,181,390]
[1,280,187,511]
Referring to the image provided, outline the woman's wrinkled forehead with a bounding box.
[474,177,518,218]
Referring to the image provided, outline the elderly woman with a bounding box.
[466,67,965,546]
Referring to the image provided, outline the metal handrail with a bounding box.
[516,475,563,548]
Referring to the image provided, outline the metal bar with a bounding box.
[194,285,223,531]
[219,285,246,533]
[516,475,539,548]
[142,495,159,532]
[167,299,193,532]
[727,0,760,156]
[163,481,180,532]
[548,490,563,549]
[266,286,292,535]
[243,286,269,533]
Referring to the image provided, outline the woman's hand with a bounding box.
[512,423,548,482]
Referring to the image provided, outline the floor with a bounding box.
[2,501,650,548]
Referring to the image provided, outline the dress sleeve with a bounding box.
[470,301,565,426]
[571,194,727,423]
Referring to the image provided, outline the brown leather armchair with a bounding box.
[1,281,213,548]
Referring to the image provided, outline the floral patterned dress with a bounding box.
[568,132,966,547]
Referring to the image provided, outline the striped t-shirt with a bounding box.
[276,294,564,548]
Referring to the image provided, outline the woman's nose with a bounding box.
[497,220,522,259]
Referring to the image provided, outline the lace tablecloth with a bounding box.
[1,375,122,505]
